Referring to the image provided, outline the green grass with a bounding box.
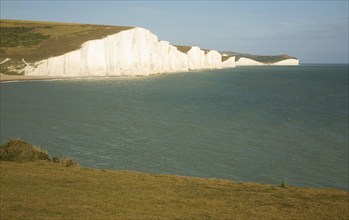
[0,19,133,74]
[0,140,348,219]
[0,26,50,47]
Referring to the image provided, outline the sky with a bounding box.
[1,0,348,64]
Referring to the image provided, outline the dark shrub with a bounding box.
[0,139,50,162]
[52,157,60,163]
[60,158,78,167]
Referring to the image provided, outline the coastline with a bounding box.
[0,74,143,83]
[0,74,63,83]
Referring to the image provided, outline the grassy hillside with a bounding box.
[0,139,348,219]
[221,51,297,64]
[0,19,133,74]
[174,46,295,64]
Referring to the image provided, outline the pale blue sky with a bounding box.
[1,1,348,63]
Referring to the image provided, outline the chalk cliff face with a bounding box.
[187,47,206,70]
[271,59,299,66]
[235,58,266,66]
[24,27,299,77]
[222,57,236,68]
[235,57,299,66]
[25,28,234,77]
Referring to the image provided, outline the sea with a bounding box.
[1,64,348,191]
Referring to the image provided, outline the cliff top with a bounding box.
[0,19,133,61]
[0,19,133,74]
[221,51,298,64]
[1,139,348,219]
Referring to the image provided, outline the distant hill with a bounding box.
[220,51,297,64]
[175,46,297,64]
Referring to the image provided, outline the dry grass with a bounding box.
[0,139,348,219]
[175,45,192,54]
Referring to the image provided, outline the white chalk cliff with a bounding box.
[25,27,232,77]
[24,27,298,77]
[271,59,299,66]
[235,58,266,66]
[235,57,299,66]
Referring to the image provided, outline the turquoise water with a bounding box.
[1,65,348,190]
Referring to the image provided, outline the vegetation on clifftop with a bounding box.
[0,139,348,219]
[174,45,192,54]
[221,51,297,64]
[0,19,133,74]
[0,26,50,48]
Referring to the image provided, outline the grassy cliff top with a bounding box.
[0,19,133,74]
[0,19,133,61]
[174,46,296,64]
[1,139,348,219]
[174,45,193,54]
[221,51,298,64]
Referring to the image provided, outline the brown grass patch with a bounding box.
[175,45,192,54]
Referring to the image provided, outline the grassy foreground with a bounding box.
[1,140,348,219]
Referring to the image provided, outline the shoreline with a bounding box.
[0,74,147,83]
[0,74,64,83]
[1,64,346,83]
[0,71,199,83]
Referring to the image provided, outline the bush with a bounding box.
[60,157,78,167]
[0,139,78,167]
[52,157,60,163]
[280,177,288,189]
[0,139,50,162]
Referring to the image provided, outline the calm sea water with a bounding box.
[1,65,348,190]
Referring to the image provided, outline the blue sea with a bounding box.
[1,65,348,190]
